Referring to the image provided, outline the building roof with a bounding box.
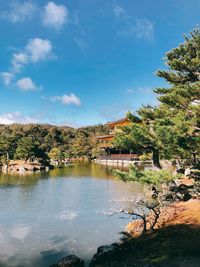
[96,134,114,140]
[105,117,130,127]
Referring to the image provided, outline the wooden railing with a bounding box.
[98,154,140,161]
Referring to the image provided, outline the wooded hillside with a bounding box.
[0,123,108,164]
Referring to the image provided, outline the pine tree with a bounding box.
[114,27,200,169]
[154,27,200,166]
[15,137,39,163]
[156,26,200,85]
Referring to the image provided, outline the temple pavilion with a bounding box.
[96,117,139,160]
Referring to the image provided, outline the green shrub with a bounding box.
[114,165,179,185]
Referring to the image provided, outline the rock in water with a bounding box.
[50,255,84,267]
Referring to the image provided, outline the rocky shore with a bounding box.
[50,199,200,267]
[1,160,50,173]
[50,255,84,267]
[0,159,74,174]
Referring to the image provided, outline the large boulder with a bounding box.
[50,255,84,267]
[89,243,121,267]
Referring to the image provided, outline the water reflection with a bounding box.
[0,163,112,186]
[47,163,112,179]
[0,163,146,267]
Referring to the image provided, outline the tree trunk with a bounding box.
[152,148,162,169]
[176,158,185,173]
[193,153,197,166]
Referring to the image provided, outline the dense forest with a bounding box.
[0,123,108,165]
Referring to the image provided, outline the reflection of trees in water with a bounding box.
[0,163,113,188]
[0,163,147,203]
[0,171,42,187]
[47,163,113,179]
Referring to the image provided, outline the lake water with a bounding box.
[0,163,146,267]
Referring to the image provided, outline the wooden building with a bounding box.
[96,117,139,160]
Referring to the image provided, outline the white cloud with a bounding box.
[11,38,53,73]
[25,38,53,63]
[50,93,82,106]
[1,38,54,87]
[43,1,69,29]
[134,19,154,41]
[100,103,134,121]
[2,1,37,23]
[16,77,39,91]
[118,18,154,41]
[12,52,28,73]
[57,120,81,128]
[0,111,38,124]
[127,87,152,94]
[0,72,14,86]
[137,86,153,93]
[0,38,53,89]
[126,88,134,94]
[113,5,127,18]
[114,5,154,41]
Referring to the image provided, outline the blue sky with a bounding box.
[0,0,199,127]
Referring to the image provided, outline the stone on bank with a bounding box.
[50,255,84,267]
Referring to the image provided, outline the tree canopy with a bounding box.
[0,123,108,165]
[114,27,200,169]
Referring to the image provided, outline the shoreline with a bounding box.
[52,198,200,267]
[88,198,200,267]
[0,160,74,174]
